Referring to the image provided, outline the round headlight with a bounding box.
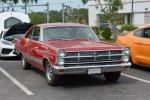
[122,56,129,62]
[123,47,130,56]
[57,59,65,66]
[58,49,65,58]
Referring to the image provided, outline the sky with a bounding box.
[0,0,86,13]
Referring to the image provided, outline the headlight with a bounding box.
[1,40,13,46]
[57,49,65,66]
[122,47,130,62]
[123,47,130,56]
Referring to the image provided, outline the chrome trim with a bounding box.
[64,60,122,65]
[55,62,131,69]
[63,54,123,58]
[64,50,124,64]
[53,62,131,75]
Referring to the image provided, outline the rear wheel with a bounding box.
[45,61,59,86]
[22,55,31,70]
[104,72,121,82]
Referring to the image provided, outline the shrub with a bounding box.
[92,27,101,36]
[100,29,112,40]
[121,24,137,31]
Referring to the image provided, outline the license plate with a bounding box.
[88,68,101,74]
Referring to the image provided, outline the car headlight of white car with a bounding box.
[1,40,13,46]
[122,47,130,62]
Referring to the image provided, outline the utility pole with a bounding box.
[62,3,65,23]
[46,2,50,23]
[25,0,27,14]
[131,0,134,25]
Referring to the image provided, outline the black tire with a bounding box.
[22,55,31,70]
[104,72,121,82]
[45,61,59,86]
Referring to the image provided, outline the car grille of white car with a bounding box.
[1,48,13,54]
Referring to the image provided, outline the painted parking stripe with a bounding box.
[122,73,150,84]
[0,67,34,96]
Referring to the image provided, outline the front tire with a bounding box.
[22,55,31,70]
[104,72,121,82]
[45,61,59,86]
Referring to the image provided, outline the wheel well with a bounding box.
[43,58,49,70]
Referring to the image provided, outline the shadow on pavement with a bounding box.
[0,57,21,61]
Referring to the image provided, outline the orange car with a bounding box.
[116,25,150,67]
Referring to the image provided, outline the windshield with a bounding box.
[43,26,99,41]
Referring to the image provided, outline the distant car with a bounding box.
[0,23,32,57]
[116,24,150,67]
[15,23,131,86]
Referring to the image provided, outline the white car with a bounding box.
[0,23,32,57]
[0,12,31,57]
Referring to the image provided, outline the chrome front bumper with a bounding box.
[53,62,131,75]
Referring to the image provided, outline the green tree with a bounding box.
[82,0,88,4]
[99,0,123,39]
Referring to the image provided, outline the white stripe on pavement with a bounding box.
[122,73,150,84]
[0,67,34,96]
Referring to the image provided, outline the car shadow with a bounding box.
[0,57,21,61]
[31,67,136,88]
[133,64,150,72]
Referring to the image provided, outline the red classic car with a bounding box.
[15,23,131,86]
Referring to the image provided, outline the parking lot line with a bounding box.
[0,67,34,96]
[122,73,150,84]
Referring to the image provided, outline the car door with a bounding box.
[133,28,150,65]
[26,26,45,70]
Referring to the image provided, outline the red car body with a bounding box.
[15,23,131,85]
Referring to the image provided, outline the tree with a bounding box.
[98,0,123,39]
[82,0,88,4]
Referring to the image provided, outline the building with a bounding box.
[88,0,150,27]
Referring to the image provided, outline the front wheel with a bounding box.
[45,61,59,86]
[104,72,121,82]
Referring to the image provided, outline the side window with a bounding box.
[32,27,40,41]
[144,28,150,38]
[134,29,143,37]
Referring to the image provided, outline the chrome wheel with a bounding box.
[45,61,59,86]
[46,64,53,81]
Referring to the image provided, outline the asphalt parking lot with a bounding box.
[0,58,150,100]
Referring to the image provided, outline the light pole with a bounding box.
[131,0,134,25]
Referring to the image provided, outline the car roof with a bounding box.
[139,24,150,29]
[36,23,89,28]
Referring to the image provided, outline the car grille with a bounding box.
[1,48,13,54]
[64,50,123,65]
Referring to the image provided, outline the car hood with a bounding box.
[4,23,33,38]
[45,40,123,52]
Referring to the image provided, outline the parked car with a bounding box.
[15,23,131,86]
[116,24,150,67]
[0,12,30,34]
[0,23,32,57]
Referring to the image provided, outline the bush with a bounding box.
[121,24,137,31]
[92,27,101,36]
[100,29,112,40]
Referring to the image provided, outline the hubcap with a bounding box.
[46,64,53,81]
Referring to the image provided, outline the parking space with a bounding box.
[0,59,150,100]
